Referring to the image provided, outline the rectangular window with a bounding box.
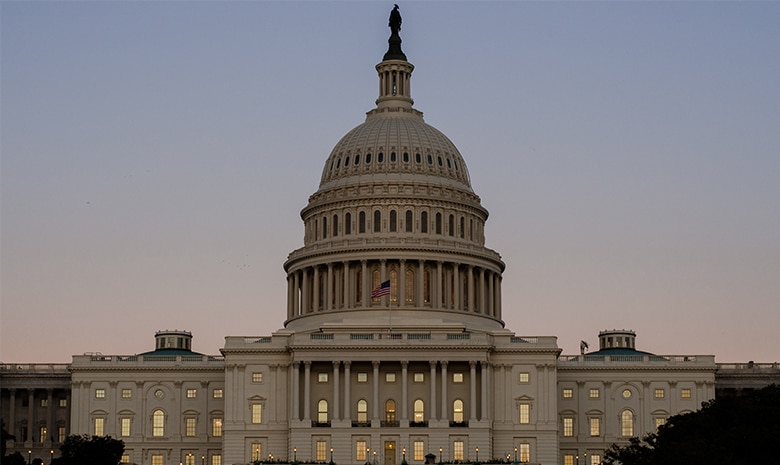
[453,373,464,383]
[95,389,106,399]
[681,388,692,398]
[562,388,573,399]
[356,441,367,461]
[121,454,130,463]
[94,418,105,436]
[386,372,396,382]
[589,417,600,436]
[185,455,195,465]
[252,404,263,424]
[589,388,599,399]
[413,373,424,383]
[453,441,464,461]
[58,426,66,443]
[564,455,574,465]
[59,399,67,408]
[590,455,601,465]
[518,372,529,383]
[655,417,666,430]
[152,455,164,465]
[563,417,574,437]
[654,388,665,399]
[41,399,48,407]
[519,404,530,424]
[357,372,368,383]
[186,389,197,399]
[211,418,223,437]
[519,444,530,463]
[39,426,47,442]
[252,372,263,383]
[185,418,196,437]
[251,444,262,461]
[211,456,221,465]
[122,389,132,399]
[316,441,327,461]
[213,389,223,399]
[413,441,425,461]
[318,373,329,383]
[121,418,131,437]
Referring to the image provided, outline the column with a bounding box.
[480,362,489,421]
[467,266,474,311]
[332,361,340,421]
[361,260,369,307]
[287,275,294,319]
[504,365,512,424]
[313,267,320,312]
[487,273,495,318]
[293,271,301,316]
[469,361,477,422]
[327,264,334,310]
[399,259,406,307]
[436,261,443,309]
[429,362,437,420]
[496,275,502,320]
[401,361,409,421]
[418,260,425,306]
[301,269,309,313]
[440,361,448,421]
[478,268,486,314]
[343,362,351,421]
[292,362,300,421]
[303,362,311,421]
[343,262,350,309]
[453,265,460,310]
[372,361,380,421]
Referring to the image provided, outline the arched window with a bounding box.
[314,219,319,240]
[152,409,165,437]
[448,215,454,237]
[318,400,329,423]
[323,217,328,239]
[385,400,396,422]
[389,210,397,232]
[452,399,464,422]
[374,210,382,233]
[389,268,398,303]
[359,211,366,234]
[405,210,413,232]
[421,211,428,233]
[345,212,352,235]
[621,409,634,437]
[435,213,442,235]
[357,399,368,423]
[459,216,465,238]
[413,399,425,422]
[372,269,381,303]
[469,219,473,240]
[405,268,415,303]
[332,214,338,237]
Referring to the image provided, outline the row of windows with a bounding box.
[32,398,68,408]
[141,454,220,465]
[97,388,224,399]
[314,398,466,423]
[24,425,67,443]
[562,454,602,465]
[560,387,692,399]
[316,371,467,384]
[310,210,482,242]
[327,150,462,175]
[95,411,225,438]
[561,410,667,438]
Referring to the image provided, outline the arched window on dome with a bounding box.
[389,268,398,303]
[452,399,464,423]
[427,154,433,165]
[357,399,368,423]
[403,152,409,163]
[366,153,372,164]
[435,213,442,235]
[448,215,454,237]
[459,216,465,239]
[373,210,381,233]
[469,219,473,241]
[405,210,413,232]
[421,211,428,233]
[333,214,339,237]
[317,400,328,423]
[355,154,361,165]
[371,269,381,303]
[336,158,341,169]
[344,155,350,167]
[359,211,366,234]
[405,267,415,304]
[378,152,384,163]
[314,219,319,241]
[389,210,397,232]
[447,158,452,169]
[323,217,328,239]
[413,399,425,422]
[437,155,443,167]
[621,409,634,437]
[415,153,421,164]
[345,212,352,235]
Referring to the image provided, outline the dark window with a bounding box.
[435,213,442,235]
[345,212,352,235]
[378,152,384,163]
[421,211,428,233]
[355,154,361,165]
[390,152,397,162]
[448,215,454,236]
[366,153,372,163]
[437,156,443,166]
[359,211,366,233]
[374,210,381,233]
[389,210,397,232]
[459,216,464,238]
[345,156,350,166]
[447,158,452,169]
[427,154,433,165]
[403,152,409,163]
[333,214,339,237]
[336,158,341,168]
[415,153,421,164]
[405,210,413,232]
[323,217,328,239]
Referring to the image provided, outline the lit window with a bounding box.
[251,443,262,461]
[519,404,530,424]
[318,373,329,383]
[414,373,424,383]
[121,454,130,463]
[121,389,132,399]
[212,417,223,437]
[41,399,48,407]
[39,426,47,441]
[357,372,368,383]
[590,454,601,465]
[562,388,573,399]
[186,455,195,465]
[564,455,574,465]
[318,399,329,423]
[589,389,599,399]
[621,410,634,437]
[413,441,425,461]
[59,399,67,408]
[384,399,398,423]
[519,444,530,463]
[252,404,263,424]
[58,426,66,442]
[655,417,666,430]
[518,372,529,383]
[589,417,600,436]
[152,455,164,465]
[654,389,665,399]
[357,399,368,423]
[453,373,464,383]
[681,388,692,399]
[185,418,196,437]
[95,389,106,399]
[186,389,197,399]
[563,417,574,437]
[386,373,396,383]
[356,441,367,461]
[413,399,425,422]
[252,372,263,383]
[213,389,223,399]
[121,418,131,436]
[452,399,464,422]
[94,418,104,436]
[453,441,464,461]
[152,409,165,437]
[316,441,327,461]
[212,455,221,465]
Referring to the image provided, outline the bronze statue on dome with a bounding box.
[389,4,402,35]
[384,4,407,61]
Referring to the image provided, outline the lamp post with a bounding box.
[583,452,587,465]
[28,450,32,465]
[439,447,443,465]
[475,448,479,465]
[402,448,407,465]
[330,447,334,465]
[50,450,54,464]
[513,448,517,465]
[294,448,298,465]
[373,450,377,465]
[202,455,205,465]
[366,448,370,465]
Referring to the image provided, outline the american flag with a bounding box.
[371,280,391,298]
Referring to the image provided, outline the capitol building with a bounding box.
[2,8,776,465]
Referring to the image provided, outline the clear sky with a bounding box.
[2,1,778,364]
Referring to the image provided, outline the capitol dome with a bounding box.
[283,15,505,334]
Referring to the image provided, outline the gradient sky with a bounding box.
[2,1,778,364]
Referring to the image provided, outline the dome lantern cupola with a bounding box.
[376,5,414,110]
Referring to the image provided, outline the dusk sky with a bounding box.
[2,1,778,364]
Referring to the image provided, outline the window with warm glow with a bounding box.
[589,417,600,436]
[563,417,574,437]
[519,444,530,463]
[453,441,464,461]
[413,441,425,461]
[518,372,529,383]
[356,441,367,461]
[251,443,262,461]
[564,455,574,465]
[562,388,573,398]
[357,399,368,423]
[152,455,164,465]
[621,410,634,437]
[94,418,104,436]
[681,388,692,398]
[121,389,132,399]
[211,455,221,465]
[186,389,197,399]
[252,372,263,383]
[519,404,530,424]
[95,389,106,399]
[211,418,222,437]
[316,441,327,461]
[121,418,131,436]
[252,404,263,424]
[654,388,665,398]
[318,400,328,423]
[453,373,464,383]
[414,399,425,422]
[414,372,424,383]
[213,389,223,399]
[452,399,464,422]
[185,418,196,437]
[589,388,599,399]
[152,410,165,437]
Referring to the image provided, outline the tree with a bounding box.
[604,384,780,465]
[59,434,124,465]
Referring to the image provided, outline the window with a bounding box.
[152,455,164,465]
[373,210,381,232]
[413,399,425,422]
[186,455,195,465]
[414,372,424,382]
[563,417,574,437]
[589,388,600,399]
[519,444,530,463]
[452,399,464,422]
[345,212,352,235]
[211,456,221,465]
[122,389,132,399]
[213,389,223,399]
[357,441,367,461]
[655,417,666,430]
[621,410,634,437]
[316,441,327,461]
[421,211,428,233]
[590,455,601,465]
[413,441,425,461]
[58,426,66,443]
[459,216,464,238]
[186,389,197,399]
[453,373,464,383]
[681,388,692,399]
[251,443,262,461]
[333,214,339,236]
[654,388,665,399]
[453,441,464,461]
[435,213,442,234]
[59,399,67,408]
[185,417,196,437]
[318,373,329,383]
[564,455,574,465]
[357,372,368,383]
[95,389,106,399]
[405,210,413,232]
[212,417,222,437]
[323,216,328,238]
[562,388,573,399]
[448,214,454,236]
[385,399,396,422]
[121,417,131,436]
[152,409,165,437]
[41,399,48,407]
[386,372,396,382]
[589,417,600,436]
[94,418,104,436]
[390,210,397,232]
[252,372,263,383]
[518,372,529,383]
[405,268,415,303]
[40,426,47,441]
[359,211,366,233]
[252,404,263,424]
[357,399,368,423]
[318,400,328,423]
[519,403,530,424]
[121,454,130,463]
